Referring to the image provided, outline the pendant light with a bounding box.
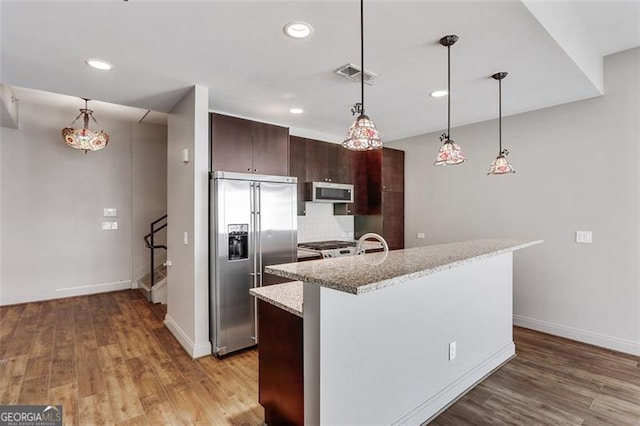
[487,72,515,175]
[434,35,466,166]
[62,98,109,153]
[342,0,382,151]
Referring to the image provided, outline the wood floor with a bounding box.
[0,290,263,425]
[1,290,639,425]
[433,327,640,425]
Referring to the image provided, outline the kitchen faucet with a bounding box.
[355,233,389,256]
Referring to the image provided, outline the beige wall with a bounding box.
[0,98,167,305]
[165,85,211,358]
[388,47,640,354]
[132,123,168,280]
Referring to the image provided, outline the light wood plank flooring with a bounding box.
[1,290,638,425]
[0,290,262,425]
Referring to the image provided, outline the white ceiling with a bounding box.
[2,1,639,142]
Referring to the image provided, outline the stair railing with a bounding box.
[144,214,167,287]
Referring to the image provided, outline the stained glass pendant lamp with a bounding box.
[434,35,465,166]
[62,98,109,153]
[342,0,382,151]
[487,72,515,175]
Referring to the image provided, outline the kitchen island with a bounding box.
[254,239,542,425]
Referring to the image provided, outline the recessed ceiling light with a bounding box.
[85,59,113,71]
[289,108,304,114]
[430,90,448,98]
[283,22,313,39]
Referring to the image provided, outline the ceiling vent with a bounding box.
[333,63,377,86]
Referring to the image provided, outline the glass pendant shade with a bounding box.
[434,138,466,166]
[342,114,382,151]
[487,153,515,175]
[62,101,109,153]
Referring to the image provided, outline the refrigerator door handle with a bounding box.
[256,183,263,287]
[250,182,258,289]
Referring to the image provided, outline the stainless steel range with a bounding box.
[298,240,357,258]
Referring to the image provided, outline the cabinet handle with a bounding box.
[328,179,332,182]
[247,168,251,171]
[254,169,257,172]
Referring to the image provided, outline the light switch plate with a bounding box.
[576,230,592,244]
[417,233,425,239]
[103,208,117,217]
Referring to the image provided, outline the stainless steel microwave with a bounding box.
[306,182,354,203]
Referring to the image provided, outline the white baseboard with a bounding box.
[0,280,133,306]
[514,314,640,356]
[164,314,212,359]
[396,343,515,425]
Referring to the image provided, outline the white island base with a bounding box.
[304,253,512,424]
[263,239,542,425]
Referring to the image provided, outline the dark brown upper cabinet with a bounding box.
[304,138,354,184]
[211,113,289,176]
[382,147,405,192]
[289,136,307,216]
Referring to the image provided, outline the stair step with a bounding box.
[139,265,167,288]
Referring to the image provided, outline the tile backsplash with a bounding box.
[297,202,354,243]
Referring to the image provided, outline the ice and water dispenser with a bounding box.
[228,224,248,260]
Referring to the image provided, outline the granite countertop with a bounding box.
[250,281,303,317]
[297,241,383,260]
[267,239,542,295]
[297,249,323,259]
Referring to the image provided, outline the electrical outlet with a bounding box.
[449,341,456,360]
[103,208,117,217]
[576,230,592,244]
[417,233,425,239]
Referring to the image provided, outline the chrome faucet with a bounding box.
[355,233,389,256]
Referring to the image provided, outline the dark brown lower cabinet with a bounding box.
[258,301,304,426]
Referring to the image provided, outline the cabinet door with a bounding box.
[289,136,307,216]
[211,113,254,173]
[382,190,404,250]
[305,139,329,183]
[327,142,354,184]
[353,150,381,215]
[252,121,289,176]
[382,148,405,192]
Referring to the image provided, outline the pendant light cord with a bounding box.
[499,78,502,153]
[360,0,365,117]
[447,44,451,140]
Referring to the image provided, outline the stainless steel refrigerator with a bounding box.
[210,171,297,356]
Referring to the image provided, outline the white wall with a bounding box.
[388,47,640,355]
[165,85,211,358]
[132,123,168,280]
[0,99,169,304]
